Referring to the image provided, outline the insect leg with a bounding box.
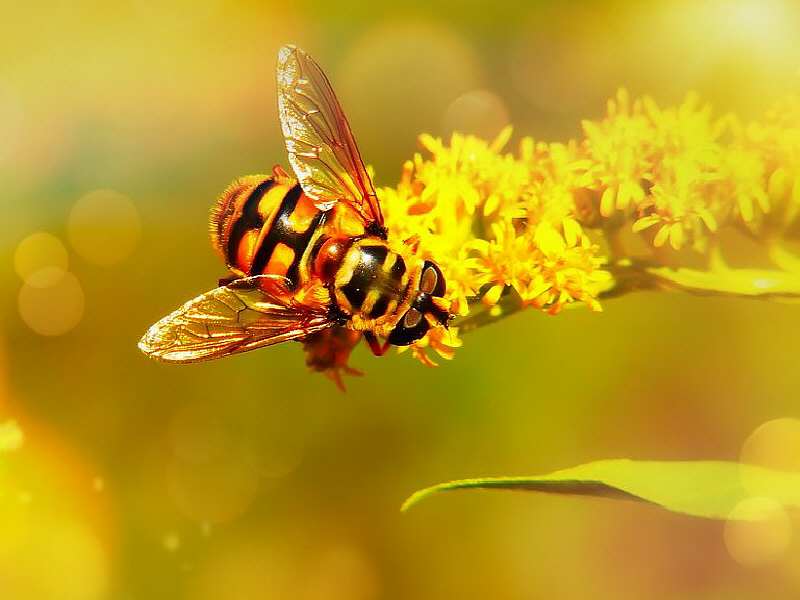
[364,331,391,357]
[218,274,240,287]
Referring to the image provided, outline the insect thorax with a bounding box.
[332,239,417,332]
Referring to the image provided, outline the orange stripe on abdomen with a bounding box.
[250,185,327,290]
[288,194,321,232]
[264,242,296,278]
[213,175,330,289]
[211,176,304,277]
[234,229,260,273]
[210,177,271,275]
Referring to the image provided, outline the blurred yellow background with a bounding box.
[2,1,800,598]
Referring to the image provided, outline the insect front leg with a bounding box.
[364,331,391,357]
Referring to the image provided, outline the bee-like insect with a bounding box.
[139,45,454,381]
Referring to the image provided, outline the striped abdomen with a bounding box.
[210,175,327,290]
[210,174,415,324]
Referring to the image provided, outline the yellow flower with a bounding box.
[742,96,800,236]
[399,326,463,368]
[522,140,593,228]
[466,220,606,314]
[719,146,770,226]
[379,90,800,366]
[633,155,720,251]
[582,89,651,217]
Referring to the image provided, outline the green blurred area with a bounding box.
[2,1,800,598]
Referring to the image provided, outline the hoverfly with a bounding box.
[139,45,454,385]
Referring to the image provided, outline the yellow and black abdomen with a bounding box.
[210,174,411,323]
[210,175,328,290]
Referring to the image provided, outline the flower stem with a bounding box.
[456,256,800,335]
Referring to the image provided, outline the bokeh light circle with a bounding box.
[18,269,85,336]
[45,519,108,600]
[741,418,800,472]
[442,89,510,140]
[302,543,381,600]
[167,402,263,524]
[189,540,290,600]
[337,22,481,167]
[0,419,24,453]
[508,6,619,118]
[0,420,113,600]
[14,232,68,286]
[68,189,141,266]
[724,497,792,567]
[0,516,109,600]
[189,539,380,600]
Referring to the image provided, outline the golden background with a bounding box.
[2,1,800,598]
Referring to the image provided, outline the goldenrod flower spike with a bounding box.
[380,91,800,365]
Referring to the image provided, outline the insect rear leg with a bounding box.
[302,327,363,391]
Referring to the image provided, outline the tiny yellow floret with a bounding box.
[379,91,800,365]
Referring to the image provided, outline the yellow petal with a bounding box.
[630,182,645,203]
[534,223,566,254]
[482,284,505,306]
[632,215,660,233]
[483,194,500,216]
[768,167,791,202]
[562,218,582,246]
[616,181,631,210]
[669,223,684,250]
[600,187,616,217]
[785,177,800,227]
[653,224,670,247]
[582,120,601,140]
[519,136,534,161]
[756,189,770,213]
[738,194,754,222]
[418,133,440,153]
[696,208,718,232]
[490,125,513,153]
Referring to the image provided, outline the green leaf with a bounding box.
[402,459,800,520]
[647,265,800,298]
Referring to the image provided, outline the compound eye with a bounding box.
[403,308,423,329]
[420,265,438,294]
[387,308,430,346]
[420,261,446,297]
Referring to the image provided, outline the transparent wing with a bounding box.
[139,276,333,363]
[276,45,383,227]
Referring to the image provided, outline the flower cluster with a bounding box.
[380,90,800,366]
